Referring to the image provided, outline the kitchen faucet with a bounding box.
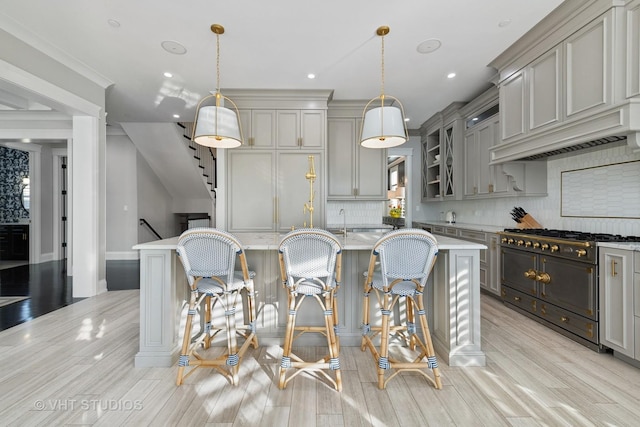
[339,208,346,236]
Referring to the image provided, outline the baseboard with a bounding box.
[39,252,55,262]
[106,251,139,261]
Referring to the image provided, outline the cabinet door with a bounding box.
[9,226,29,260]
[327,118,356,198]
[237,109,252,148]
[529,47,561,131]
[276,110,300,148]
[599,248,635,358]
[463,131,478,197]
[356,142,386,199]
[251,110,276,148]
[227,151,275,231]
[442,125,455,198]
[500,71,525,140]
[565,13,611,118]
[476,122,493,196]
[300,110,325,149]
[487,235,501,295]
[277,152,324,231]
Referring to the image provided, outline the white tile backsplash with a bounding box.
[326,201,386,228]
[418,143,640,236]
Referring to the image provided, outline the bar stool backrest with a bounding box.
[373,228,438,288]
[176,227,242,287]
[279,229,342,289]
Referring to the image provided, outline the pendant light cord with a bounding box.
[216,32,221,94]
[380,33,385,100]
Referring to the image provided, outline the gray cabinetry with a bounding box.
[327,114,386,200]
[599,246,636,359]
[227,150,324,232]
[420,103,465,202]
[418,222,500,297]
[461,87,546,199]
[489,2,640,162]
[237,109,276,149]
[276,109,325,149]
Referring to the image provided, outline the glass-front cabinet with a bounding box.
[420,102,465,202]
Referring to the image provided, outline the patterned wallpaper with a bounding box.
[0,146,30,223]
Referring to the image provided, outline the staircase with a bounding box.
[121,122,215,214]
[177,122,216,197]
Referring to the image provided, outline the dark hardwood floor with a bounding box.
[0,260,139,331]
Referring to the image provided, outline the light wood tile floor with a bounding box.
[1,290,639,426]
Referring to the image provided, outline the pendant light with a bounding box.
[360,26,408,149]
[192,24,243,148]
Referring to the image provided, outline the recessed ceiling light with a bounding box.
[498,19,512,28]
[164,72,173,78]
[161,40,187,55]
[173,114,180,119]
[447,73,456,79]
[404,117,410,122]
[307,73,316,79]
[416,38,442,54]
[472,117,479,121]
[107,19,121,28]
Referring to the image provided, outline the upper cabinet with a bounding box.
[327,101,387,200]
[462,87,547,199]
[327,117,386,200]
[420,102,465,202]
[237,109,276,149]
[489,1,640,162]
[276,110,325,149]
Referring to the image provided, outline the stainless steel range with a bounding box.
[499,228,638,351]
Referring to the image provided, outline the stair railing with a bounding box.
[139,218,162,240]
[177,122,217,197]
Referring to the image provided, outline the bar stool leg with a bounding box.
[224,292,240,386]
[324,290,342,391]
[177,289,198,386]
[377,291,392,389]
[279,291,297,389]
[415,293,442,389]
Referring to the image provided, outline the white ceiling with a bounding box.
[0,0,564,129]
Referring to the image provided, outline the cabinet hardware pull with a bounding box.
[524,269,537,280]
[560,316,569,322]
[274,197,278,223]
[298,137,302,147]
[536,272,551,284]
[611,260,617,277]
[514,296,521,302]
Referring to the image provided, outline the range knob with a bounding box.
[550,245,559,253]
[508,238,514,244]
[576,249,587,257]
[533,242,541,249]
[541,243,549,251]
[525,241,532,247]
[501,237,507,243]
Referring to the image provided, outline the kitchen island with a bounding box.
[133,231,487,368]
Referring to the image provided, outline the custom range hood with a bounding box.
[515,135,628,160]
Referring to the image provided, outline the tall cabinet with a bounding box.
[222,90,332,232]
[327,101,387,200]
[420,102,465,202]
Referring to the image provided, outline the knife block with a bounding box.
[516,214,543,229]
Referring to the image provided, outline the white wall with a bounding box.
[136,151,176,244]
[413,140,640,236]
[106,135,139,259]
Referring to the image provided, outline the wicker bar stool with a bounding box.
[175,228,258,386]
[278,229,343,391]
[361,228,442,390]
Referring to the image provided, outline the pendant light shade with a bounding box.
[360,104,407,148]
[193,103,242,148]
[192,24,244,149]
[360,26,408,149]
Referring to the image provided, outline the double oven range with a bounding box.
[499,228,638,351]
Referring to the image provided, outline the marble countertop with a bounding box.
[597,241,640,251]
[133,231,487,251]
[412,221,505,233]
